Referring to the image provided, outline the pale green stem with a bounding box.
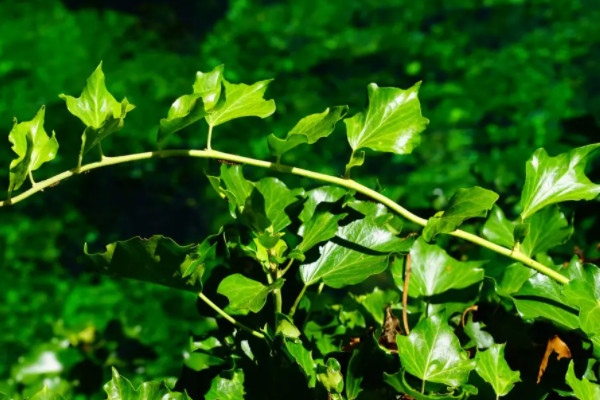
[289,285,308,317]
[28,171,36,187]
[98,143,105,160]
[206,124,214,150]
[279,259,294,278]
[421,379,426,394]
[198,292,265,339]
[0,148,569,284]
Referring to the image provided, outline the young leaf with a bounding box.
[205,78,276,127]
[205,369,245,400]
[103,367,191,400]
[300,217,414,288]
[423,186,499,241]
[298,185,347,222]
[158,65,223,146]
[8,106,58,192]
[407,237,485,298]
[520,206,573,256]
[475,344,520,397]
[284,339,317,388]
[290,212,347,261]
[519,144,600,219]
[267,106,348,158]
[482,206,515,248]
[345,82,428,155]
[397,315,475,387]
[59,62,134,155]
[565,361,600,400]
[317,358,344,394]
[85,235,204,292]
[217,274,283,313]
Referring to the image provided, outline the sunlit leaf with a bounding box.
[205,369,245,400]
[298,185,347,222]
[519,144,600,219]
[475,344,520,397]
[345,82,429,155]
[59,62,134,155]
[300,217,414,288]
[407,237,485,297]
[384,370,477,399]
[206,78,275,127]
[397,315,475,386]
[256,177,302,232]
[562,263,600,346]
[217,274,283,313]
[104,368,191,400]
[423,186,499,241]
[268,106,348,158]
[29,386,65,400]
[284,339,317,388]
[565,361,600,400]
[85,235,206,292]
[8,106,58,192]
[317,358,344,394]
[290,212,347,261]
[482,206,515,248]
[521,206,573,256]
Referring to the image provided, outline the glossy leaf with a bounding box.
[317,358,344,394]
[482,206,515,248]
[268,106,348,158]
[565,361,600,400]
[475,344,520,397]
[345,82,428,156]
[59,63,134,154]
[408,237,485,298]
[384,370,477,400]
[256,177,302,232]
[291,212,347,261]
[300,217,414,288]
[464,319,494,350]
[397,315,475,386]
[298,185,347,222]
[158,65,223,145]
[217,274,283,313]
[85,235,204,292]
[519,144,600,219]
[284,339,317,388]
[205,369,245,400]
[104,368,191,400]
[353,287,400,326]
[205,78,275,127]
[423,186,498,241]
[562,264,600,343]
[29,386,65,400]
[8,106,58,192]
[520,206,573,256]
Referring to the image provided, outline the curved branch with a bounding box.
[0,148,569,284]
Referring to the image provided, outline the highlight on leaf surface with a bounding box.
[158,64,224,146]
[475,343,520,397]
[565,361,600,400]
[8,106,58,193]
[59,62,135,156]
[267,105,348,158]
[519,143,600,219]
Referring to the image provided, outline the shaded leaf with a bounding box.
[353,287,400,326]
[268,106,348,158]
[475,343,520,397]
[408,237,485,298]
[217,274,283,313]
[423,186,499,241]
[290,212,347,261]
[565,361,600,400]
[8,106,58,192]
[206,78,275,127]
[345,82,429,155]
[300,217,414,288]
[384,370,477,400]
[299,185,347,222]
[520,144,600,219]
[317,358,344,394]
[205,369,245,400]
[521,206,573,256]
[397,315,475,386]
[256,177,302,232]
[85,235,204,292]
[562,264,600,347]
[284,339,317,388]
[537,335,571,384]
[482,206,515,248]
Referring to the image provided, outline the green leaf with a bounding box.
[158,65,223,146]
[464,319,494,350]
[562,264,600,344]
[519,144,600,219]
[475,344,520,397]
[205,369,245,400]
[408,237,485,298]
[397,315,475,387]
[300,217,414,288]
[267,106,348,158]
[217,274,283,313]
[85,235,205,292]
[284,339,317,388]
[345,82,428,155]
[276,314,301,338]
[220,164,255,210]
[384,370,477,399]
[520,206,573,256]
[482,206,515,248]
[298,186,347,222]
[423,186,499,241]
[8,106,58,192]
[290,212,347,261]
[353,287,400,326]
[103,368,190,400]
[496,263,533,297]
[29,386,65,400]
[565,361,600,400]
[256,177,302,232]
[59,62,134,155]
[205,78,275,127]
[317,358,344,394]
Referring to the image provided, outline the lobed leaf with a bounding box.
[284,339,317,388]
[298,185,347,222]
[384,370,477,399]
[217,274,283,313]
[519,144,600,219]
[290,211,347,261]
[423,186,499,241]
[267,106,348,158]
[475,344,520,397]
[565,361,600,400]
[205,369,245,400]
[104,368,191,400]
[8,106,58,192]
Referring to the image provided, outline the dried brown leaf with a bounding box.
[537,335,572,383]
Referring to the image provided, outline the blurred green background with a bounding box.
[1,0,599,398]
